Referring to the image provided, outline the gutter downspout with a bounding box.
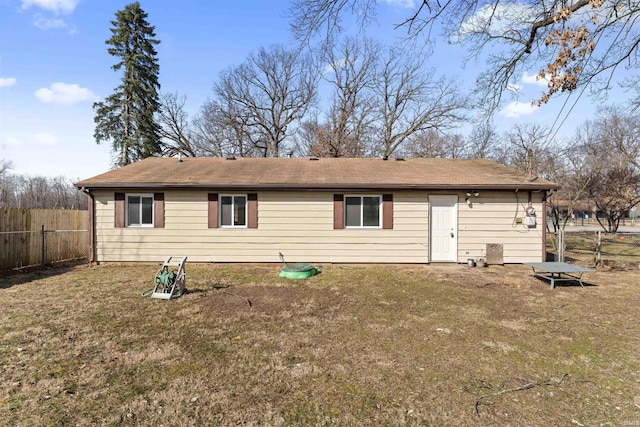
[85,189,96,263]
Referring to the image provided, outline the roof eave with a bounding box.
[77,182,560,192]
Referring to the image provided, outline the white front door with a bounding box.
[430,195,458,262]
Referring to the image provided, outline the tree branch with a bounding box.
[466,374,570,418]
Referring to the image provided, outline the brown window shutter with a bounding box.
[333,194,344,229]
[208,193,218,228]
[248,193,258,229]
[154,193,165,228]
[114,192,125,228]
[382,194,393,229]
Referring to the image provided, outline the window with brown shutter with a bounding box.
[215,193,258,228]
[118,193,163,228]
[343,195,383,228]
[125,194,154,227]
[220,195,247,227]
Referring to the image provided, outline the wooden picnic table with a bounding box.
[525,262,595,289]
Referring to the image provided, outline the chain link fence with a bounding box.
[0,227,90,270]
[547,230,640,268]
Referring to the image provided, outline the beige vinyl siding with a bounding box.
[457,191,544,263]
[93,190,430,263]
[93,189,545,264]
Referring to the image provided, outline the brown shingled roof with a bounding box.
[75,157,559,191]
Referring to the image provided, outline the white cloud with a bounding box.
[0,77,17,87]
[499,101,539,118]
[1,137,23,147]
[32,132,58,145]
[21,0,79,14]
[381,0,416,8]
[522,72,549,87]
[457,3,538,40]
[34,82,97,105]
[322,57,347,76]
[33,14,67,30]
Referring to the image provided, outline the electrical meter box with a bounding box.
[523,216,536,227]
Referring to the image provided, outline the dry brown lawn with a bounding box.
[1,261,639,426]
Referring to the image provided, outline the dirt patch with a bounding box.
[191,285,347,317]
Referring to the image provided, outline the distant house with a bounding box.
[75,157,559,264]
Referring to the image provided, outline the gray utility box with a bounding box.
[486,244,504,265]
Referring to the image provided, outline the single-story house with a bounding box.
[75,157,559,264]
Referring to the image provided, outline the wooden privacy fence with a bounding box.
[0,208,89,271]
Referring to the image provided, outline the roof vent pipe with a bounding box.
[177,153,182,163]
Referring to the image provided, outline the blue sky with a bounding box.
[0,0,607,180]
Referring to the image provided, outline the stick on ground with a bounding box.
[471,374,569,418]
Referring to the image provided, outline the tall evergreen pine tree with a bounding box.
[93,2,161,167]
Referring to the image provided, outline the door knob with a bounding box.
[450,232,454,238]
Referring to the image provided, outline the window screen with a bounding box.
[221,195,247,227]
[127,195,153,226]
[345,196,380,228]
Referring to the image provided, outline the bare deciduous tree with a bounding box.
[404,129,468,158]
[316,36,378,157]
[295,117,321,156]
[586,162,640,232]
[290,0,640,112]
[589,106,640,171]
[289,0,378,44]
[501,123,555,180]
[466,122,502,160]
[0,159,13,177]
[190,105,235,157]
[0,173,87,209]
[545,143,594,232]
[158,92,198,158]
[0,159,15,207]
[300,119,366,157]
[372,47,468,158]
[576,109,640,231]
[213,45,319,157]
[403,123,503,160]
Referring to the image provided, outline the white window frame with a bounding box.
[126,193,154,227]
[219,194,248,228]
[344,194,382,229]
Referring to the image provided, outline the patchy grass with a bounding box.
[1,262,639,425]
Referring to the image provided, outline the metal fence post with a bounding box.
[595,230,601,266]
[41,224,46,266]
